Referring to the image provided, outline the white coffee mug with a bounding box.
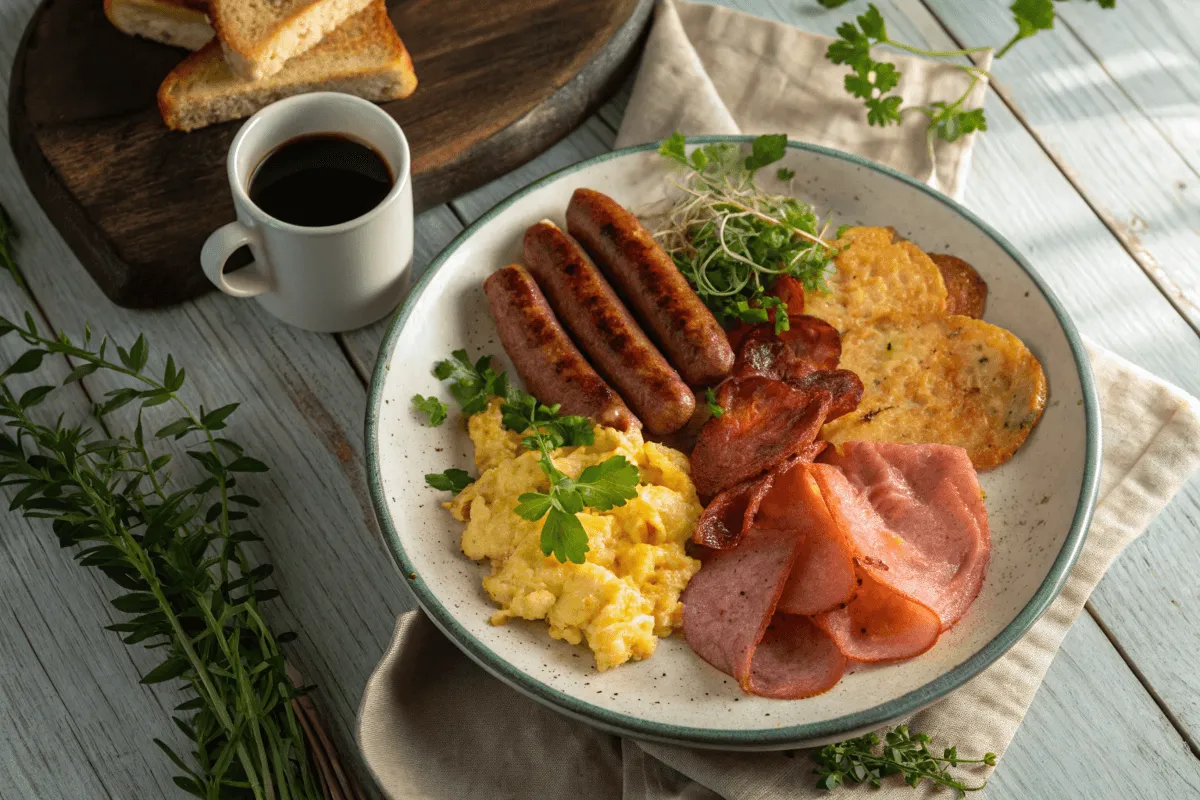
[201,92,414,332]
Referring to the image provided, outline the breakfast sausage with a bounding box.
[483,264,639,432]
[566,188,734,387]
[523,221,695,435]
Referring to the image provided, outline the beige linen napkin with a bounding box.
[614,0,992,199]
[357,2,1200,797]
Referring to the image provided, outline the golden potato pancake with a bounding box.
[807,227,948,332]
[821,315,1047,469]
[929,253,988,319]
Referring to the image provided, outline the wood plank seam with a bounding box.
[1086,598,1200,758]
[11,615,119,800]
[914,0,1200,340]
[1055,12,1200,184]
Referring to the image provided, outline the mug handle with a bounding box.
[201,222,272,297]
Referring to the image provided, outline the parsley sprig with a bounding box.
[424,351,639,564]
[654,133,836,328]
[816,725,996,795]
[824,1,1116,147]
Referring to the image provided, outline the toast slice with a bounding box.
[209,0,376,79]
[158,0,417,131]
[104,0,214,51]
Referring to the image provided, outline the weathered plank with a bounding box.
[0,286,186,799]
[990,613,1200,799]
[921,0,1200,330]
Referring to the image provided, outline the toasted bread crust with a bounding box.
[210,0,375,79]
[158,2,416,131]
[106,0,214,49]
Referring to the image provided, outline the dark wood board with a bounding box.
[8,0,653,308]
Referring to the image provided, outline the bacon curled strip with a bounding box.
[690,379,832,498]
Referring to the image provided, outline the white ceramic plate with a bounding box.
[366,138,1101,749]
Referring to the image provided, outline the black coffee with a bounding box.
[249,134,393,227]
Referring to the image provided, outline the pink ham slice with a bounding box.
[754,462,857,616]
[813,442,990,629]
[747,614,847,698]
[681,525,805,690]
[814,570,942,661]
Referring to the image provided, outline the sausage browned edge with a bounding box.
[523,220,696,436]
[483,264,639,432]
[567,188,734,387]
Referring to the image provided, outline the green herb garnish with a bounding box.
[0,206,321,798]
[429,352,640,564]
[432,349,510,414]
[654,133,837,326]
[816,725,996,794]
[704,387,725,419]
[411,393,448,426]
[425,468,473,493]
[823,1,1117,146]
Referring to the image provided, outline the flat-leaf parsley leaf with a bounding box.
[425,468,474,493]
[427,351,640,564]
[411,394,447,426]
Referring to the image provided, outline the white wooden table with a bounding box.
[3,1,1200,797]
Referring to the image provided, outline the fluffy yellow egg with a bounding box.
[446,399,702,671]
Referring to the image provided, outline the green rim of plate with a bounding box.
[365,136,1102,748]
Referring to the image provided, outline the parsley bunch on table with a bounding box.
[821,1,1117,146]
[420,351,639,564]
[654,132,837,330]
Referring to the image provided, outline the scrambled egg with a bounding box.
[445,399,702,671]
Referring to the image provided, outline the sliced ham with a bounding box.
[814,571,942,661]
[681,526,802,686]
[755,462,857,616]
[746,614,847,698]
[813,442,990,629]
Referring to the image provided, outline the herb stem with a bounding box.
[879,37,992,59]
[994,33,1022,59]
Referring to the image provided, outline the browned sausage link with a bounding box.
[523,221,696,435]
[566,188,734,387]
[483,265,639,432]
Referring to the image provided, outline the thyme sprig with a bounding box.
[0,208,321,798]
[816,725,996,796]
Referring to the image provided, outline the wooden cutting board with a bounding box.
[9,0,653,308]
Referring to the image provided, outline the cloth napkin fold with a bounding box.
[357,2,1200,797]
[615,0,992,199]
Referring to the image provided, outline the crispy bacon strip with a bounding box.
[691,379,831,498]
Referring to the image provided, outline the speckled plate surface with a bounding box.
[365,137,1101,750]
